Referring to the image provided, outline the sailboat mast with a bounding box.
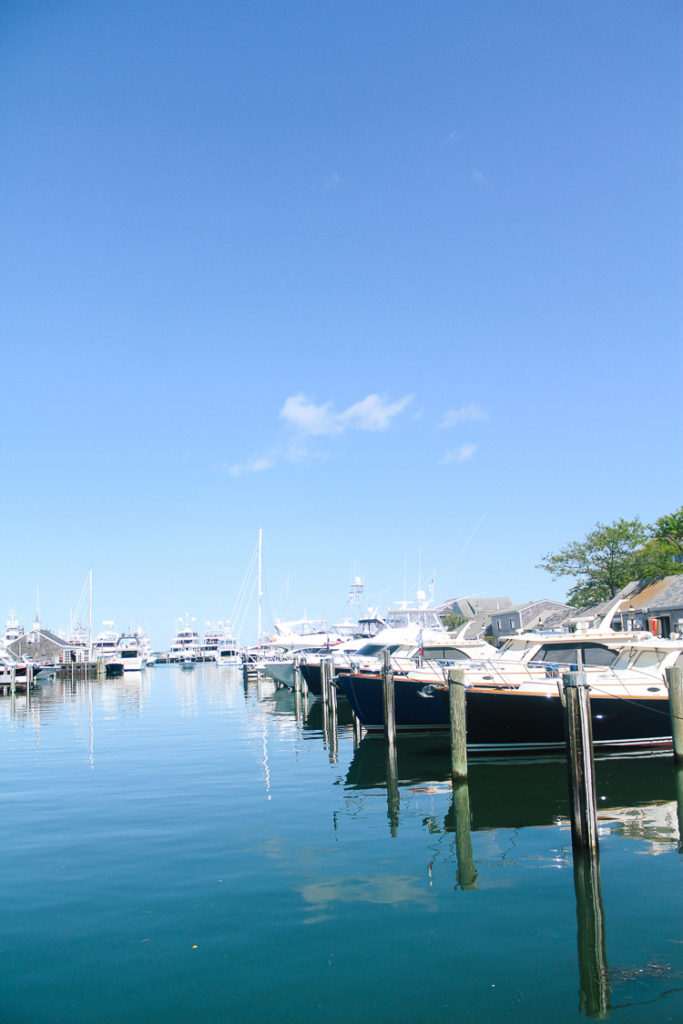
[88,569,93,660]
[257,528,262,646]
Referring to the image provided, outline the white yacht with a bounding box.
[2,610,24,647]
[117,633,145,671]
[199,622,241,664]
[92,622,121,663]
[169,618,202,662]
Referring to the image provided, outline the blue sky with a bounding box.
[1,0,681,647]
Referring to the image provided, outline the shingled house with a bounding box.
[6,625,88,664]
[613,576,683,638]
[487,599,573,643]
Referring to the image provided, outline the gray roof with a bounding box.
[619,575,683,611]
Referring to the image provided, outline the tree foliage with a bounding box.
[538,518,647,606]
[538,507,683,607]
[440,612,469,631]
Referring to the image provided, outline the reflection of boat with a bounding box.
[345,739,680,838]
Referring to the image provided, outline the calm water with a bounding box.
[1,664,682,1024]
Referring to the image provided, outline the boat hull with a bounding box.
[339,673,673,752]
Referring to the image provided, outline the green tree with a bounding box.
[638,506,683,578]
[537,517,648,606]
[440,612,469,631]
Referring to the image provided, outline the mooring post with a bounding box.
[10,667,15,696]
[382,648,396,747]
[563,672,599,851]
[448,668,468,782]
[329,668,337,714]
[292,656,301,693]
[352,710,364,747]
[666,666,683,761]
[320,658,330,705]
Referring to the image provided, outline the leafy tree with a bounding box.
[440,612,469,631]
[537,517,648,606]
[639,506,683,577]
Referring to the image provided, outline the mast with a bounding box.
[88,569,93,660]
[257,528,262,646]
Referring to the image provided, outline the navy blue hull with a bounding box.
[339,673,673,752]
[300,662,322,696]
[339,674,451,730]
[301,663,351,698]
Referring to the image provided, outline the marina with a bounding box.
[2,661,682,1023]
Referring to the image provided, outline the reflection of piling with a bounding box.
[563,672,599,851]
[675,765,683,855]
[449,783,478,890]
[573,848,611,1019]
[666,666,683,761]
[352,710,364,748]
[243,662,258,686]
[448,668,468,782]
[382,649,396,747]
[385,743,400,837]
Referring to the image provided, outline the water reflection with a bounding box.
[345,737,681,843]
[343,736,682,1018]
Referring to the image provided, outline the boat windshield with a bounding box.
[355,643,403,658]
[628,649,668,672]
[422,646,476,661]
[384,608,443,630]
[529,642,616,667]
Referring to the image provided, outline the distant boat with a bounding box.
[169,617,202,662]
[117,634,145,672]
[92,622,120,662]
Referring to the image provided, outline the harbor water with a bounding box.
[2,664,682,1023]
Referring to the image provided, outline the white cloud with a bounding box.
[440,403,487,428]
[281,392,413,436]
[441,443,478,465]
[228,454,276,476]
[228,392,413,477]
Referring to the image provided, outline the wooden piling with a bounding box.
[329,670,337,714]
[320,658,330,704]
[666,666,683,761]
[448,668,468,782]
[292,657,301,693]
[382,649,396,746]
[563,672,599,851]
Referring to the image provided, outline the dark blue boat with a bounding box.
[338,671,673,753]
